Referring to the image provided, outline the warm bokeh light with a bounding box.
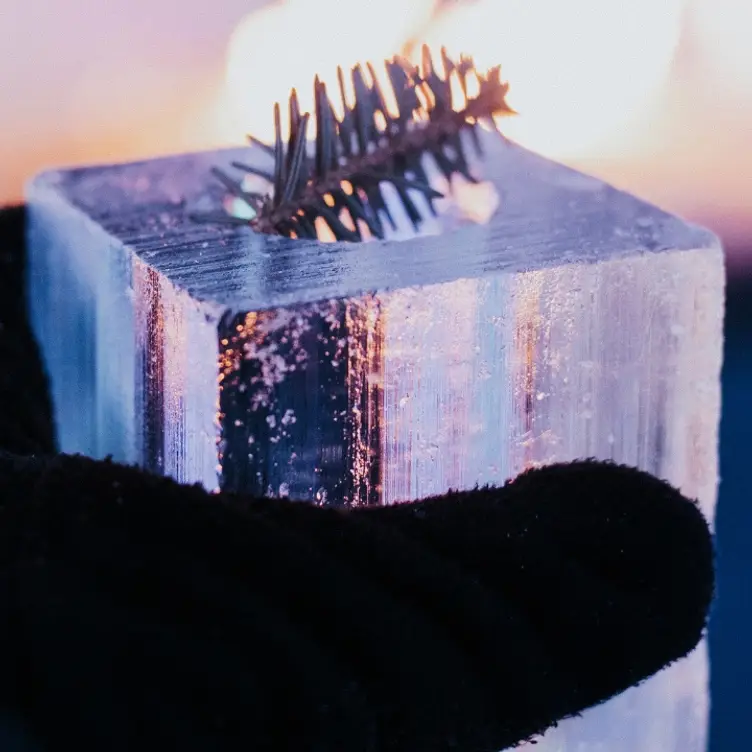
[691,0,752,95]
[416,0,686,158]
[221,0,686,160]
[219,0,436,144]
[3,0,752,265]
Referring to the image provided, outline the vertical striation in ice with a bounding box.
[27,134,724,752]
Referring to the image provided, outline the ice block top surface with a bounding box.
[28,137,718,311]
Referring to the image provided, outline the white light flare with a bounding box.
[417,0,686,159]
[690,0,752,97]
[219,0,436,144]
[220,0,685,161]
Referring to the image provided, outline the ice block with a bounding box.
[26,134,723,751]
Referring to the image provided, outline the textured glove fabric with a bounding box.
[0,205,714,752]
[0,207,54,457]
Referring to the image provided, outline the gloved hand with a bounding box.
[0,206,715,752]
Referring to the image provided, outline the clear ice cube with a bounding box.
[26,134,724,752]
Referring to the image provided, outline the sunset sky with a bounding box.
[2,0,750,264]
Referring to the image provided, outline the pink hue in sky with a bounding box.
[1,0,751,265]
[0,0,265,196]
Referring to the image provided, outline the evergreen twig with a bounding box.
[215,45,514,241]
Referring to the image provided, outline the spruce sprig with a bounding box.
[214,45,514,241]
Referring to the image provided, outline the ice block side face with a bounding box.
[27,137,724,752]
[214,247,722,516]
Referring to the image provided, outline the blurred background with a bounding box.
[2,0,752,266]
[1,0,749,748]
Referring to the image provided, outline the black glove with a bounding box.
[0,206,714,752]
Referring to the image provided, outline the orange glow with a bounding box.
[219,0,436,144]
[221,0,685,160]
[416,0,686,158]
[691,0,752,94]
[4,0,750,266]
